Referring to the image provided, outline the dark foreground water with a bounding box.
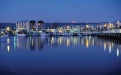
[0,36,121,75]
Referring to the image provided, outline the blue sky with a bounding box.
[0,0,121,23]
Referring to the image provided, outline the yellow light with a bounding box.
[104,42,106,51]
[58,29,62,32]
[109,46,111,53]
[59,37,62,45]
[38,23,40,25]
[7,46,10,52]
[86,39,89,48]
[117,48,119,57]
[7,38,10,44]
[86,25,89,28]
[51,29,54,32]
[110,25,112,28]
[6,27,10,31]
[66,38,70,47]
[104,24,107,26]
[51,37,54,45]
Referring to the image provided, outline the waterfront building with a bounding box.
[56,25,81,36]
[30,20,36,31]
[116,21,121,29]
[16,20,30,33]
[38,20,44,31]
[16,20,44,33]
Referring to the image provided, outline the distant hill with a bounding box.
[0,23,16,29]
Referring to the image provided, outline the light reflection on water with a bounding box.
[0,36,121,57]
[0,36,121,75]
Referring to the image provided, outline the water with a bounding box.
[0,36,121,75]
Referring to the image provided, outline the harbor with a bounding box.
[1,0,121,75]
[0,35,121,75]
[1,20,121,38]
[1,22,121,75]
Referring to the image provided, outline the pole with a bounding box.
[36,16,38,33]
[50,13,53,29]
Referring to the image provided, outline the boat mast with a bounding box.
[36,16,38,33]
[50,13,53,29]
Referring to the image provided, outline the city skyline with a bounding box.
[0,0,121,23]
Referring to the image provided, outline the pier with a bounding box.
[96,33,121,44]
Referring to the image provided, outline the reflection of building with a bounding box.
[29,37,44,50]
[0,36,121,57]
[15,36,44,50]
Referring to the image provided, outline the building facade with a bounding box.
[16,20,44,33]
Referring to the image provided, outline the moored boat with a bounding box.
[60,32,72,36]
[16,29,27,36]
[16,32,26,36]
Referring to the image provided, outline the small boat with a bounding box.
[17,32,26,36]
[0,31,9,36]
[73,33,80,36]
[0,34,9,37]
[16,30,27,36]
[60,32,72,36]
[40,30,50,37]
[81,33,90,36]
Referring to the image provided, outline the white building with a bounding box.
[16,20,44,33]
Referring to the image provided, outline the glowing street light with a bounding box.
[104,24,107,27]
[6,27,10,31]
[86,25,89,28]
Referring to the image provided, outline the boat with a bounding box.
[81,32,90,36]
[73,33,80,36]
[40,30,50,37]
[16,30,27,36]
[17,32,26,36]
[0,30,9,36]
[60,32,72,36]
[60,29,72,36]
[0,33,9,37]
[50,29,60,36]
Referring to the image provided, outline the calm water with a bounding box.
[0,36,121,75]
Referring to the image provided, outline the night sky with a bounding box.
[0,0,121,23]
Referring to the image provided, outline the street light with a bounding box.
[86,25,89,28]
[6,27,10,31]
